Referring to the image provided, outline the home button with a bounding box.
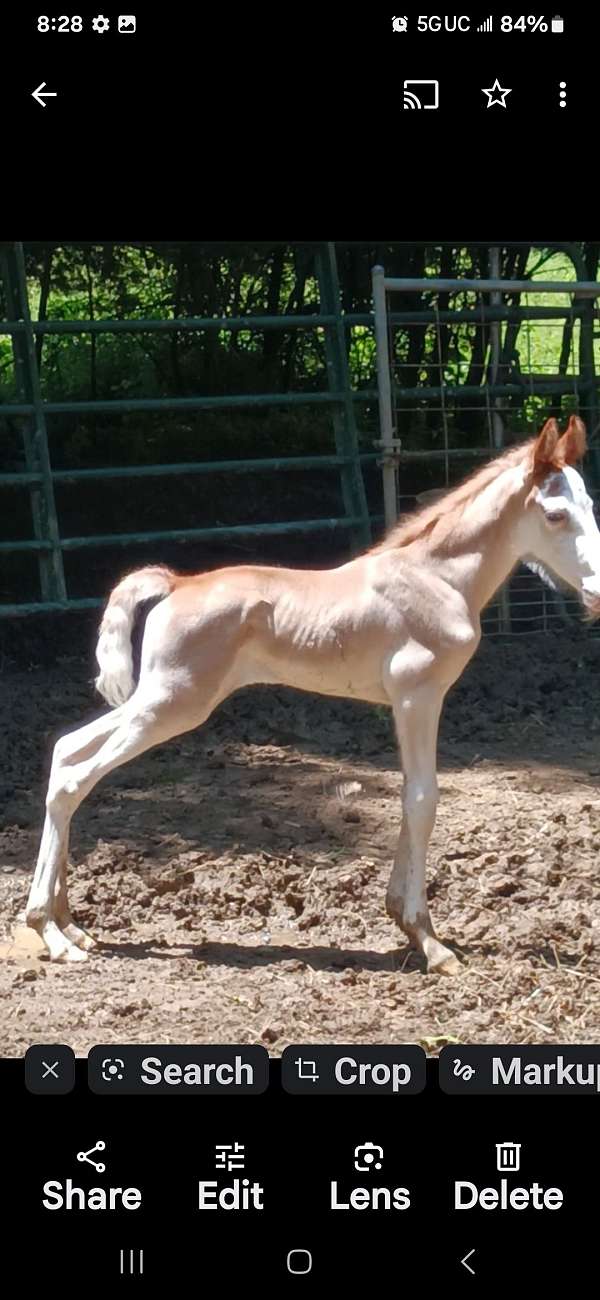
[287,1249,312,1275]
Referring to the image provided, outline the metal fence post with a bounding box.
[489,246,511,632]
[579,295,599,443]
[1,242,66,602]
[372,265,399,531]
[315,242,371,549]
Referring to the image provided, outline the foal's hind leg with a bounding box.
[26,691,211,961]
[386,683,460,976]
[27,708,128,958]
[32,702,133,956]
[54,857,97,951]
[26,705,140,960]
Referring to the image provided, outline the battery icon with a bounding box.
[551,15,564,31]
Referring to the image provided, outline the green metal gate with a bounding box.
[0,240,373,616]
[3,241,600,628]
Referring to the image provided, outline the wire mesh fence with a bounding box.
[372,268,600,635]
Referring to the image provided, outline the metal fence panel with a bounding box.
[372,264,600,635]
[0,240,372,615]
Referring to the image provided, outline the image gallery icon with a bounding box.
[118,15,136,32]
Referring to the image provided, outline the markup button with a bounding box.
[281,1045,426,1095]
[439,1045,600,1094]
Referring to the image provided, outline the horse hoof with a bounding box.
[64,923,97,951]
[428,950,462,976]
[78,933,98,951]
[55,944,90,964]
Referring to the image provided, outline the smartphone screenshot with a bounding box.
[2,5,598,1286]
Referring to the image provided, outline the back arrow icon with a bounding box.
[32,82,57,107]
[460,1249,476,1275]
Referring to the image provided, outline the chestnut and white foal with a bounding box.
[25,415,600,972]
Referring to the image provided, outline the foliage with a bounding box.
[1,244,597,452]
[2,242,599,602]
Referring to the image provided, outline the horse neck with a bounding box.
[414,466,527,614]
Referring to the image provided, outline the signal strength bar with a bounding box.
[477,15,493,31]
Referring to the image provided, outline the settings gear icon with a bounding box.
[92,13,110,32]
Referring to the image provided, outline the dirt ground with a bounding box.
[2,627,600,1056]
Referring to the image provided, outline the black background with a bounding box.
[5,5,595,226]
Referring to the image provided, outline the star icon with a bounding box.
[482,78,512,107]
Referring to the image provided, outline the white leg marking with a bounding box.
[386,685,461,975]
[26,707,128,961]
[26,684,227,961]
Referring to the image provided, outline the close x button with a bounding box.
[25,1044,75,1095]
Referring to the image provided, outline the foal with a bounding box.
[25,414,600,971]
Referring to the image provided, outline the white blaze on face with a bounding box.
[527,465,600,611]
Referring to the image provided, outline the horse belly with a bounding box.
[247,640,389,705]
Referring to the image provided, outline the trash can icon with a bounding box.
[496,1142,521,1172]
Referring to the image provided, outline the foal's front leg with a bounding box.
[386,684,461,975]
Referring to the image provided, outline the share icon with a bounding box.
[76,1140,106,1173]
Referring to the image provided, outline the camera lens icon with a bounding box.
[354,1142,384,1172]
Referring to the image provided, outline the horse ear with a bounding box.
[533,418,560,470]
[554,414,587,466]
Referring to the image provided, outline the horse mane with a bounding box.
[370,439,538,554]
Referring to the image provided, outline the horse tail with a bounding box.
[95,565,178,707]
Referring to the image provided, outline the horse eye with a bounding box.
[545,510,567,524]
